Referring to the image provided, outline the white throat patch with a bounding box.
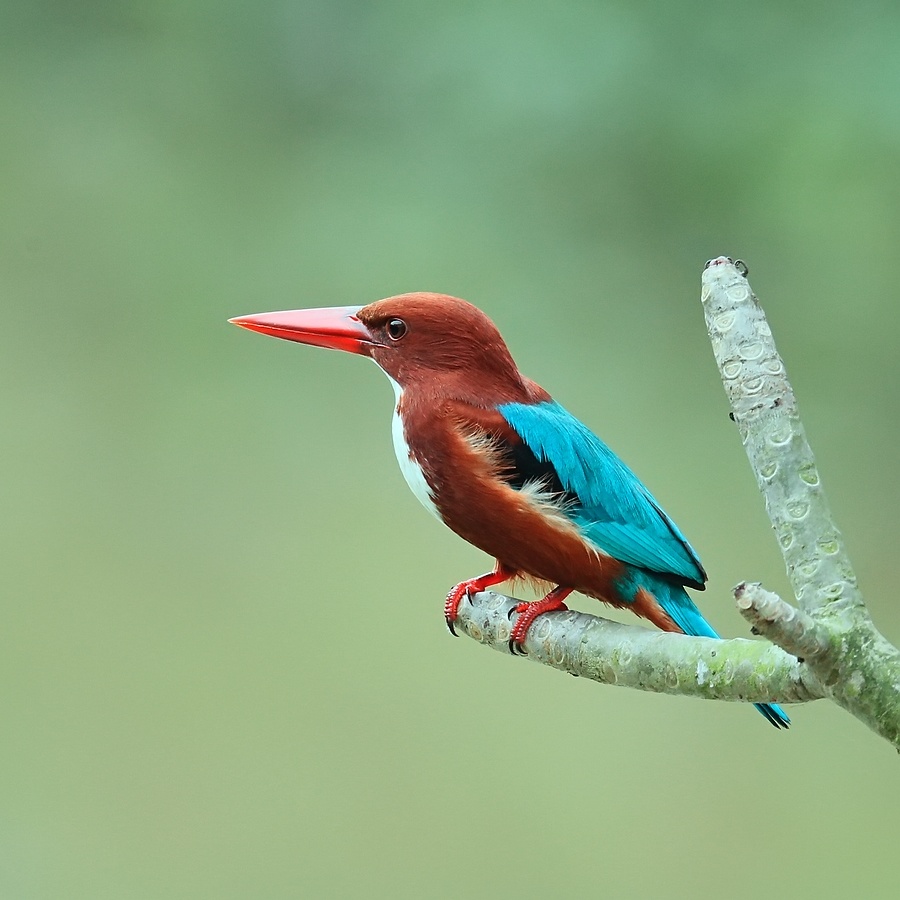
[384,373,441,521]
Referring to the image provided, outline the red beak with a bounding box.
[228,306,374,355]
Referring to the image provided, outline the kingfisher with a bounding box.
[230,292,790,728]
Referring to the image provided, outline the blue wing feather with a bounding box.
[499,400,706,588]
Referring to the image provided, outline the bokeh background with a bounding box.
[3,2,899,897]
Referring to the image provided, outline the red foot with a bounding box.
[509,587,573,654]
[444,564,515,636]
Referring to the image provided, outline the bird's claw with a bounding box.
[506,601,532,656]
[444,584,473,637]
[506,593,571,655]
[444,566,516,639]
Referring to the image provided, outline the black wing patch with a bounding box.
[495,433,574,501]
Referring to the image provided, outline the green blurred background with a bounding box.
[2,2,899,897]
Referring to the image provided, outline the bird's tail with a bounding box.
[648,576,791,729]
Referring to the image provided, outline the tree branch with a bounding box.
[702,257,900,747]
[700,258,862,617]
[453,589,824,704]
[734,581,831,662]
[449,256,900,748]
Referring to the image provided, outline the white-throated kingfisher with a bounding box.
[230,293,790,728]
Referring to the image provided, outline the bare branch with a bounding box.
[702,257,900,748]
[734,581,831,662]
[454,590,823,705]
[700,258,862,616]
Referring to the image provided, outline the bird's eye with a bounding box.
[386,318,407,341]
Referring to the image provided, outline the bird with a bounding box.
[230,292,790,728]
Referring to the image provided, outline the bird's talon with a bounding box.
[508,600,530,622]
[508,639,526,656]
[444,567,514,640]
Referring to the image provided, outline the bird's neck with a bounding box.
[384,365,545,411]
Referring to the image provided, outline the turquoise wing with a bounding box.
[498,401,706,588]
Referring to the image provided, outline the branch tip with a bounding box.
[733,582,830,661]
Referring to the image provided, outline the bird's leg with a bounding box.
[508,586,573,655]
[444,562,516,636]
